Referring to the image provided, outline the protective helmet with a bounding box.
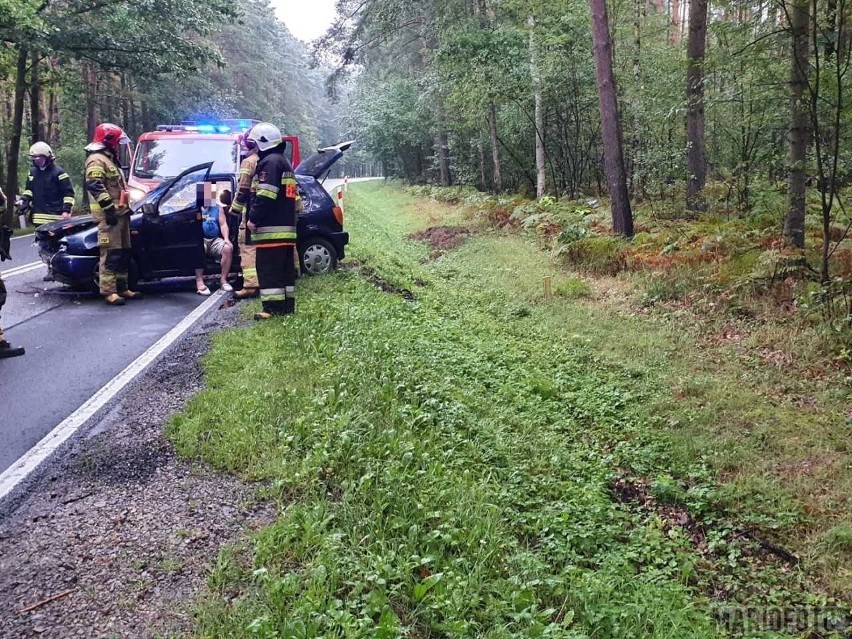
[85,123,131,152]
[29,142,55,160]
[239,132,258,154]
[247,122,282,152]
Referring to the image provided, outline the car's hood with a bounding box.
[295,140,354,179]
[35,215,97,241]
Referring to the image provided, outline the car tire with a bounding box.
[91,258,139,293]
[299,237,338,276]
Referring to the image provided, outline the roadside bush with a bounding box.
[554,277,593,299]
[556,235,630,276]
[640,271,694,306]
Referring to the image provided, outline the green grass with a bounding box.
[169,182,851,638]
[12,225,35,237]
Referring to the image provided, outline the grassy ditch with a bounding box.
[169,182,851,638]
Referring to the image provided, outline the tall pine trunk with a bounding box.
[529,15,546,198]
[487,102,502,193]
[784,0,810,248]
[30,51,46,144]
[686,0,708,212]
[85,63,99,141]
[589,0,634,236]
[670,0,682,44]
[4,47,28,227]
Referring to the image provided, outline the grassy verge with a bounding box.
[12,225,35,237]
[169,182,850,638]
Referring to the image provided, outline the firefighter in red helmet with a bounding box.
[84,123,142,305]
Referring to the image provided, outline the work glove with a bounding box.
[0,225,12,262]
[105,209,118,226]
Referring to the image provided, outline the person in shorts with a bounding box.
[194,182,234,295]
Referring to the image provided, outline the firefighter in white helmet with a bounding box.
[18,142,75,227]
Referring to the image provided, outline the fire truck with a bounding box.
[126,119,301,206]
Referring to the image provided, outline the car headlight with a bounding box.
[128,187,148,206]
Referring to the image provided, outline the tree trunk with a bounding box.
[438,129,452,186]
[670,0,682,44]
[784,0,810,248]
[631,0,643,197]
[487,102,502,193]
[30,51,46,144]
[686,0,708,212]
[4,47,28,227]
[528,15,546,198]
[478,132,487,190]
[589,0,634,236]
[85,64,99,141]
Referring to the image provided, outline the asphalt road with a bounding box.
[0,233,210,475]
[0,176,376,479]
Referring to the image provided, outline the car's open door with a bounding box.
[138,162,213,275]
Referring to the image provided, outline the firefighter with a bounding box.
[84,123,142,306]
[246,122,297,319]
[0,192,25,358]
[18,142,75,227]
[231,134,260,299]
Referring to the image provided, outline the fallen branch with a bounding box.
[18,588,75,614]
[738,529,800,565]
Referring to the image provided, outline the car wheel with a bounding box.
[300,237,338,276]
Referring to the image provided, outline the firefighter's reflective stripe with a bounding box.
[86,167,106,178]
[32,212,62,225]
[253,225,297,242]
[57,173,70,181]
[231,201,246,214]
[22,189,33,198]
[243,266,257,279]
[256,183,280,199]
[63,196,75,206]
[260,287,286,300]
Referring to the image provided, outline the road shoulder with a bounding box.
[0,302,274,638]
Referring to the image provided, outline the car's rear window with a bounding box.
[133,139,236,180]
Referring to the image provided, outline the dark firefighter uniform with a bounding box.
[231,153,259,294]
[0,188,25,357]
[248,150,298,317]
[84,151,133,299]
[22,163,75,226]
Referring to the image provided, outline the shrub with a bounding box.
[554,277,593,299]
[556,236,629,276]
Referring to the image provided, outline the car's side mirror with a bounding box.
[141,203,157,218]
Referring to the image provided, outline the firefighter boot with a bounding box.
[234,288,259,299]
[104,293,126,306]
[284,298,295,315]
[0,340,25,358]
[120,290,144,300]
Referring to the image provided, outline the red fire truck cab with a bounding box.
[127,119,301,206]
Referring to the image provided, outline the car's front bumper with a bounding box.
[40,247,97,288]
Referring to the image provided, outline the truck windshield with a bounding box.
[133,139,236,180]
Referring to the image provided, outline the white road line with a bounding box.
[1,261,42,278]
[11,233,34,240]
[0,290,225,502]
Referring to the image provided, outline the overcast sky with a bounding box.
[269,0,338,42]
